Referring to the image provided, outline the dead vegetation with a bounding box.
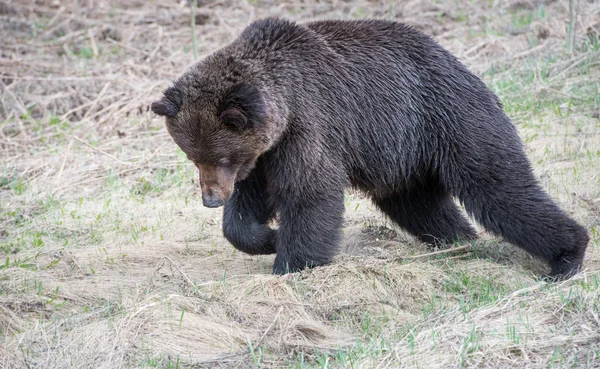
[1,0,599,368]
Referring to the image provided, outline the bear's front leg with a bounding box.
[271,183,345,274]
[222,168,277,255]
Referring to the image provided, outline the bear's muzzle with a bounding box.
[197,164,235,208]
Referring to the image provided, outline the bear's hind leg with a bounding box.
[372,180,477,245]
[454,155,589,280]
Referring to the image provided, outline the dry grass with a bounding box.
[1,0,599,368]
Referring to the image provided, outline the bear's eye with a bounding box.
[220,107,248,132]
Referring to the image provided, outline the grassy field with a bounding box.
[1,0,599,368]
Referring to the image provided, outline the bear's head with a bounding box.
[151,54,280,208]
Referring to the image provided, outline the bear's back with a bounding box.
[305,19,427,48]
[304,20,462,77]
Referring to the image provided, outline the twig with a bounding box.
[0,79,31,120]
[144,258,168,292]
[463,40,491,58]
[549,51,591,82]
[34,247,87,275]
[4,153,25,163]
[144,141,168,163]
[432,252,473,263]
[403,244,472,260]
[82,81,111,120]
[145,43,162,63]
[88,29,99,58]
[105,38,151,56]
[20,162,49,178]
[0,75,126,82]
[40,9,69,38]
[54,137,74,186]
[254,306,283,350]
[51,172,113,195]
[61,249,87,275]
[284,301,385,308]
[500,282,548,310]
[73,136,135,165]
[59,89,119,120]
[144,256,198,293]
[51,161,182,196]
[511,40,549,60]
[164,256,197,290]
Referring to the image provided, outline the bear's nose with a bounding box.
[202,193,224,208]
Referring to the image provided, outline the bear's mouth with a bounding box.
[197,164,236,208]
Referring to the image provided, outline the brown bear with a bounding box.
[152,17,589,279]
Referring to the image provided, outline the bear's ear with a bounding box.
[151,86,183,117]
[218,83,266,132]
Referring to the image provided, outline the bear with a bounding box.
[151,17,589,280]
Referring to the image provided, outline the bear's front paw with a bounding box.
[223,220,277,255]
[272,255,302,275]
[272,254,329,275]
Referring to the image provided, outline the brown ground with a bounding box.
[1,0,599,368]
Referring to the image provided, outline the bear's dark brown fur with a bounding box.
[152,17,589,279]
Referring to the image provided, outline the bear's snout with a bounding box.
[197,163,235,208]
[202,192,225,208]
